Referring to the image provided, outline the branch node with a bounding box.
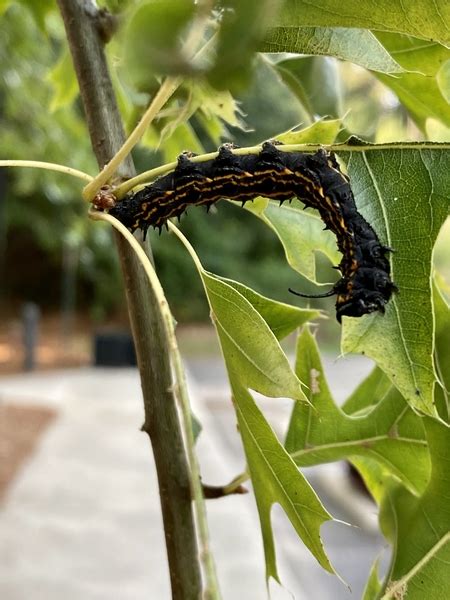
[95,8,120,44]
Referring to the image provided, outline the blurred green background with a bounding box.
[1,2,448,332]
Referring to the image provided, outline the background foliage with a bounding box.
[1,1,450,598]
[2,1,449,320]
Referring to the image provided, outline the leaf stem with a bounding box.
[89,209,222,600]
[113,140,450,199]
[168,221,205,273]
[83,25,220,201]
[82,27,219,202]
[222,470,250,495]
[0,160,93,183]
[82,76,182,201]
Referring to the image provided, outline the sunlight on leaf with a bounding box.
[276,118,342,145]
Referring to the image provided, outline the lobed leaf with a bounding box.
[275,117,342,145]
[232,381,336,583]
[339,146,450,415]
[379,419,450,599]
[244,143,449,416]
[214,275,321,341]
[202,270,308,402]
[362,558,383,600]
[374,33,450,131]
[171,229,336,581]
[245,198,341,283]
[286,328,430,494]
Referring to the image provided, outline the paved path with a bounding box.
[0,356,389,599]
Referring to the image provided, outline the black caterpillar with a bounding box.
[109,142,396,322]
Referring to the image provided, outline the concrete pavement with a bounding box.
[0,356,389,599]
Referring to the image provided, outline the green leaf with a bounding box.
[207,0,283,90]
[191,84,244,131]
[350,456,393,511]
[433,281,450,421]
[437,58,450,103]
[138,82,242,152]
[374,34,450,131]
[47,49,79,112]
[341,366,392,415]
[339,146,450,415]
[374,34,449,77]
[170,228,310,400]
[286,328,430,494]
[122,0,196,76]
[172,214,334,582]
[246,143,449,418]
[231,381,336,582]
[202,270,307,402]
[159,121,203,163]
[0,0,12,16]
[262,27,404,74]
[19,0,54,31]
[276,118,342,145]
[362,558,382,600]
[274,56,343,119]
[245,198,341,283]
[379,418,450,599]
[214,275,321,340]
[274,1,450,46]
[350,278,450,514]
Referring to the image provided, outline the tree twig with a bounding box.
[56,1,202,597]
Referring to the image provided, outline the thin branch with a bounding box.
[90,208,222,599]
[82,76,181,201]
[203,471,250,499]
[82,29,219,202]
[56,1,202,598]
[0,160,93,183]
[113,139,450,200]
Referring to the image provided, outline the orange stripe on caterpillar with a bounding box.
[109,141,396,322]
